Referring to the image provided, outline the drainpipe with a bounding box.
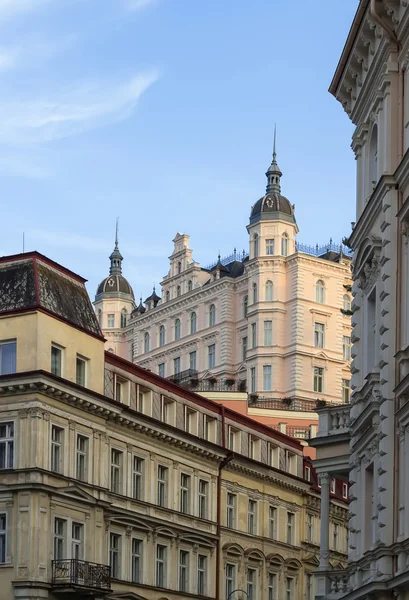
[216,453,234,600]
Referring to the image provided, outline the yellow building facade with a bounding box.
[0,252,347,600]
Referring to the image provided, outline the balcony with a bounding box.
[51,559,111,595]
[316,569,349,600]
[309,403,350,479]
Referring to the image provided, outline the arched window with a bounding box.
[190,312,197,334]
[144,332,150,353]
[175,318,181,341]
[97,309,102,327]
[315,280,325,304]
[369,124,378,191]
[254,233,259,258]
[281,232,289,257]
[159,324,165,347]
[252,282,258,304]
[343,295,352,312]
[244,295,248,317]
[177,261,182,274]
[265,280,273,302]
[177,285,181,297]
[209,304,216,327]
[120,308,127,328]
[188,280,193,292]
[165,290,170,302]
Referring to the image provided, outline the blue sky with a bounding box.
[0,0,357,302]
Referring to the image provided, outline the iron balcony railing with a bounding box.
[250,396,338,412]
[51,559,111,590]
[180,379,247,393]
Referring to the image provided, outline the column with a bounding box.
[318,472,330,570]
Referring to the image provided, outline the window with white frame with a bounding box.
[131,538,142,583]
[51,344,63,377]
[173,357,181,376]
[304,465,311,482]
[330,478,336,494]
[109,533,121,579]
[180,473,191,514]
[286,512,294,545]
[204,415,217,443]
[209,304,216,327]
[306,573,314,600]
[342,482,348,499]
[343,295,351,312]
[249,435,260,460]
[313,367,324,393]
[268,572,277,600]
[115,375,127,403]
[137,389,146,412]
[190,312,197,334]
[263,365,272,391]
[161,396,175,425]
[266,239,274,255]
[76,355,87,386]
[179,550,190,592]
[0,514,6,564]
[333,523,339,550]
[247,567,257,600]
[110,449,123,494]
[265,280,273,301]
[158,363,165,378]
[156,544,167,588]
[228,426,238,451]
[314,323,325,348]
[307,513,314,543]
[189,350,197,372]
[132,456,144,500]
[250,367,256,393]
[51,425,64,473]
[343,336,351,360]
[225,563,236,599]
[281,232,289,256]
[107,314,115,328]
[315,280,325,304]
[269,506,277,539]
[76,434,88,482]
[71,522,84,560]
[0,422,14,469]
[157,465,168,507]
[175,318,181,341]
[208,344,216,369]
[53,517,66,560]
[252,282,258,304]
[269,444,279,468]
[198,479,208,519]
[264,320,273,346]
[248,499,257,534]
[159,325,166,347]
[0,340,16,375]
[286,451,297,475]
[226,493,236,528]
[342,379,350,403]
[198,554,207,595]
[285,576,295,600]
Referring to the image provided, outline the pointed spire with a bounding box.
[109,218,123,275]
[266,124,282,195]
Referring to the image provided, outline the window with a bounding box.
[269,444,279,468]
[51,344,63,377]
[179,550,189,592]
[131,538,142,583]
[286,512,294,544]
[198,479,208,519]
[107,314,115,328]
[72,522,84,559]
[331,478,336,493]
[54,518,66,560]
[306,573,314,600]
[226,493,236,528]
[342,482,348,499]
[156,544,167,587]
[248,499,257,534]
[314,367,324,393]
[180,473,191,514]
[253,233,259,257]
[177,261,182,274]
[76,355,87,386]
[242,336,248,361]
[265,280,273,301]
[269,506,277,539]
[97,309,102,327]
[249,435,259,459]
[161,396,174,424]
[0,340,16,375]
[110,449,122,494]
[157,465,168,507]
[173,357,181,376]
[314,323,325,348]
[264,320,273,346]
[342,379,350,403]
[110,533,121,579]
[165,290,170,302]
[198,555,207,595]
[76,435,88,481]
[333,523,339,550]
[188,280,193,292]
[204,415,217,443]
[209,304,216,327]
[307,513,314,543]
[304,465,311,482]
[247,568,256,600]
[177,285,181,297]
[190,312,197,334]
[158,363,165,378]
[228,426,238,451]
[250,366,256,393]
[115,377,123,402]
[343,336,351,360]
[343,295,351,312]
[132,456,144,500]
[251,322,257,348]
[184,407,197,433]
[144,332,150,353]
[286,451,297,474]
[244,295,248,317]
[263,365,272,391]
[268,572,277,600]
[0,514,6,564]
[159,325,165,347]
[189,351,197,372]
[208,344,216,369]
[51,425,64,473]
[174,318,181,341]
[281,233,289,256]
[252,282,258,304]
[120,309,127,328]
[266,239,274,255]
[0,422,14,469]
[285,576,295,600]
[225,563,236,600]
[315,280,325,304]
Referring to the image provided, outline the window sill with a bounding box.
[0,563,13,568]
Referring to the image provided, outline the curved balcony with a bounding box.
[51,559,111,595]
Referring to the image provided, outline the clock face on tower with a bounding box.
[108,278,115,287]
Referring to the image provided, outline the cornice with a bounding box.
[227,462,309,495]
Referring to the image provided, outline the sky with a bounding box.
[0,0,358,302]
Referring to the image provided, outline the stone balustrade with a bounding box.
[316,404,350,438]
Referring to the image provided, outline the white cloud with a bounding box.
[0,0,52,20]
[0,70,160,145]
[126,0,158,11]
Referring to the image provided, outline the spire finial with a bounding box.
[273,123,277,159]
[109,218,123,275]
[115,217,119,248]
[265,125,282,195]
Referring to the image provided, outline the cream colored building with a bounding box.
[0,250,347,600]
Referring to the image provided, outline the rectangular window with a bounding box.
[204,415,217,443]
[242,336,248,361]
[76,435,88,482]
[107,314,115,328]
[179,550,189,592]
[157,465,168,507]
[156,544,167,588]
[110,449,122,494]
[72,522,84,560]
[198,554,207,595]
[115,379,122,402]
[158,363,165,378]
[342,482,348,499]
[307,513,314,543]
[184,407,197,434]
[306,573,314,600]
[228,426,238,451]
[251,323,257,348]
[226,493,236,528]
[189,351,197,372]
[269,506,277,539]
[285,576,295,600]
[314,323,325,348]
[305,465,311,481]
[342,379,350,403]
[132,456,144,500]
[51,344,63,377]
[131,538,142,583]
[174,357,181,376]
[51,425,64,473]
[247,568,256,600]
[250,367,256,393]
[225,563,236,600]
[268,572,277,600]
[161,396,173,424]
[76,355,87,386]
[0,422,14,469]
[313,367,324,393]
[263,365,272,391]
[331,478,336,494]
[343,336,351,360]
[269,444,279,468]
[0,340,16,375]
[266,238,275,255]
[248,499,257,534]
[0,514,6,564]
[208,344,216,369]
[180,473,191,514]
[53,517,66,560]
[264,320,273,346]
[198,479,208,519]
[137,390,145,412]
[109,533,121,578]
[286,512,294,545]
[333,523,339,550]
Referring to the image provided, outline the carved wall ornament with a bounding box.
[357,250,381,293]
